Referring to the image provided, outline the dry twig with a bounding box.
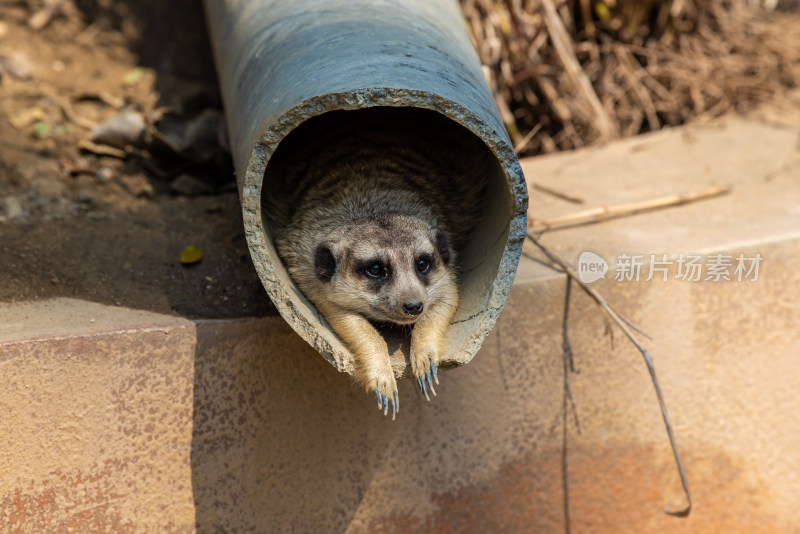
[460,0,800,155]
[77,139,128,159]
[530,181,585,204]
[540,0,618,140]
[529,185,730,232]
[527,232,692,517]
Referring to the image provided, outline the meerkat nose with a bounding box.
[403,302,424,316]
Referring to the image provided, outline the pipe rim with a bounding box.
[241,87,528,374]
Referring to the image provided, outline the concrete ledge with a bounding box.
[2,110,800,532]
[0,302,196,531]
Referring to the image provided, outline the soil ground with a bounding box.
[0,0,273,318]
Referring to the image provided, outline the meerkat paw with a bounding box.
[410,347,440,402]
[367,365,399,420]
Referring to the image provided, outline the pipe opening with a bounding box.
[261,106,511,373]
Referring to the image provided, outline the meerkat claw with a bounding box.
[375,388,398,419]
[426,369,437,397]
[431,361,439,385]
[418,376,431,402]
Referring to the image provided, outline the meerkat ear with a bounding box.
[433,229,451,266]
[314,241,340,282]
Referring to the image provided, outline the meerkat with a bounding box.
[264,109,488,419]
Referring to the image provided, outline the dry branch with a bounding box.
[540,0,618,140]
[527,232,692,517]
[528,186,730,232]
[529,181,585,204]
[460,0,800,156]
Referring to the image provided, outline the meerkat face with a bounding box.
[313,215,453,325]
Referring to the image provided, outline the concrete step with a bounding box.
[2,109,800,532]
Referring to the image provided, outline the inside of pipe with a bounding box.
[261,106,511,370]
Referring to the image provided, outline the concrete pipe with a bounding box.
[203,0,528,376]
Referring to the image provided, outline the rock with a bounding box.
[1,196,24,220]
[119,174,154,198]
[0,50,34,80]
[95,167,114,184]
[170,174,213,196]
[77,189,93,203]
[89,108,146,149]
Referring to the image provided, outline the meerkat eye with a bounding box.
[365,261,387,278]
[416,256,432,274]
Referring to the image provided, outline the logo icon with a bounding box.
[577,251,608,283]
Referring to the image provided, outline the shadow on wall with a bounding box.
[189,319,389,532]
[186,283,573,533]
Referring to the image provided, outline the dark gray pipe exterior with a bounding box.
[203,0,528,374]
